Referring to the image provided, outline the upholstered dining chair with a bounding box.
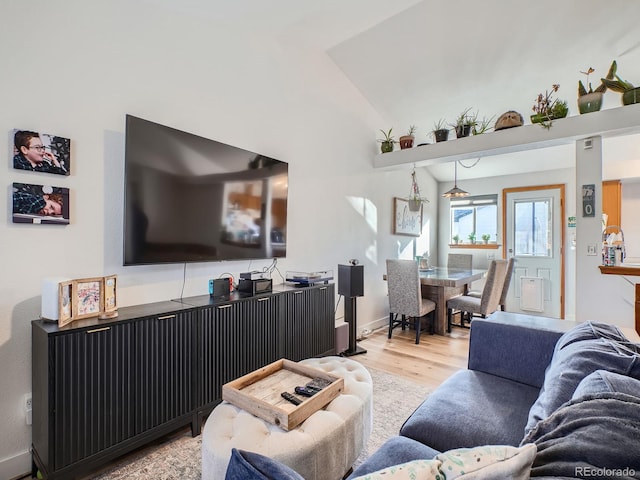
[446,259,507,332]
[468,257,515,311]
[386,259,436,344]
[447,253,473,322]
[498,257,515,311]
[447,253,473,270]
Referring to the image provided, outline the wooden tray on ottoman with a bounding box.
[222,358,344,431]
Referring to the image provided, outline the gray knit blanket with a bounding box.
[522,392,640,479]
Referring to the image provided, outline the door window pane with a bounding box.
[514,198,552,256]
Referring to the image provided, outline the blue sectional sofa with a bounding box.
[347,311,640,479]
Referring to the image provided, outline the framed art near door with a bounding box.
[393,197,422,236]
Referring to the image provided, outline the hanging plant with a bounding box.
[408,168,429,211]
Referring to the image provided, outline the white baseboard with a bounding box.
[358,316,387,338]
[0,450,30,480]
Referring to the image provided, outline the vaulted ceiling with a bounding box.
[144,0,640,181]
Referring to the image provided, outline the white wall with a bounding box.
[622,181,640,261]
[0,2,440,476]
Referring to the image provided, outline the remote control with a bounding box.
[295,386,317,397]
[280,391,302,406]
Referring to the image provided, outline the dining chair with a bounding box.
[447,253,473,323]
[447,253,473,270]
[386,259,436,344]
[446,259,507,332]
[468,257,515,311]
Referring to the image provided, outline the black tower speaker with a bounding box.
[338,264,364,297]
[338,264,366,357]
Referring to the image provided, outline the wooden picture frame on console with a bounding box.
[101,274,119,319]
[58,280,73,328]
[71,277,104,321]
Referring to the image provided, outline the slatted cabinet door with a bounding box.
[133,311,195,435]
[51,322,136,471]
[199,295,280,408]
[280,284,335,362]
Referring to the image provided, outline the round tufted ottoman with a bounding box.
[201,356,373,480]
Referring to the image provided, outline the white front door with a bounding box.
[503,185,564,318]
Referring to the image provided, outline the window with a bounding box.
[450,195,498,243]
[514,198,552,257]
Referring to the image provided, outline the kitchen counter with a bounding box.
[599,265,640,276]
[598,265,640,335]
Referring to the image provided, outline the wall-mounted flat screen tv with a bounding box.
[123,115,288,265]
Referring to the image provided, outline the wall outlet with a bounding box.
[587,244,598,256]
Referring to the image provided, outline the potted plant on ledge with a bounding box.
[468,232,476,244]
[601,60,639,106]
[452,234,460,245]
[451,108,476,138]
[472,115,495,135]
[378,128,396,153]
[577,63,614,114]
[399,125,417,149]
[481,233,491,244]
[432,119,449,143]
[531,84,568,129]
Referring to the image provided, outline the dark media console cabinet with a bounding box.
[31,283,335,480]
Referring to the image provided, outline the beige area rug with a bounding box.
[87,364,430,479]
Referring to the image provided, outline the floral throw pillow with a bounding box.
[436,444,536,479]
[351,459,443,480]
[352,444,536,480]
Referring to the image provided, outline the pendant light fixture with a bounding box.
[442,160,469,198]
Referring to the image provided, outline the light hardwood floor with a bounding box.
[352,326,470,391]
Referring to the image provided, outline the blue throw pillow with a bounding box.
[525,321,640,435]
[225,448,304,480]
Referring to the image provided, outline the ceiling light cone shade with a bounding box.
[442,185,469,197]
[442,161,469,198]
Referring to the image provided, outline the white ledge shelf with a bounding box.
[374,103,640,170]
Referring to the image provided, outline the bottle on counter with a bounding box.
[615,246,623,265]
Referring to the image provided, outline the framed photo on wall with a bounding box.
[12,128,71,175]
[12,182,70,225]
[72,277,104,320]
[393,197,422,237]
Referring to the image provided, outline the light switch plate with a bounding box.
[587,244,597,256]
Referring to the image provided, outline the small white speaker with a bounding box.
[41,277,71,321]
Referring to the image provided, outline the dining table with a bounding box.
[418,267,487,335]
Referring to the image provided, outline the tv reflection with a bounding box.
[220,175,287,258]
